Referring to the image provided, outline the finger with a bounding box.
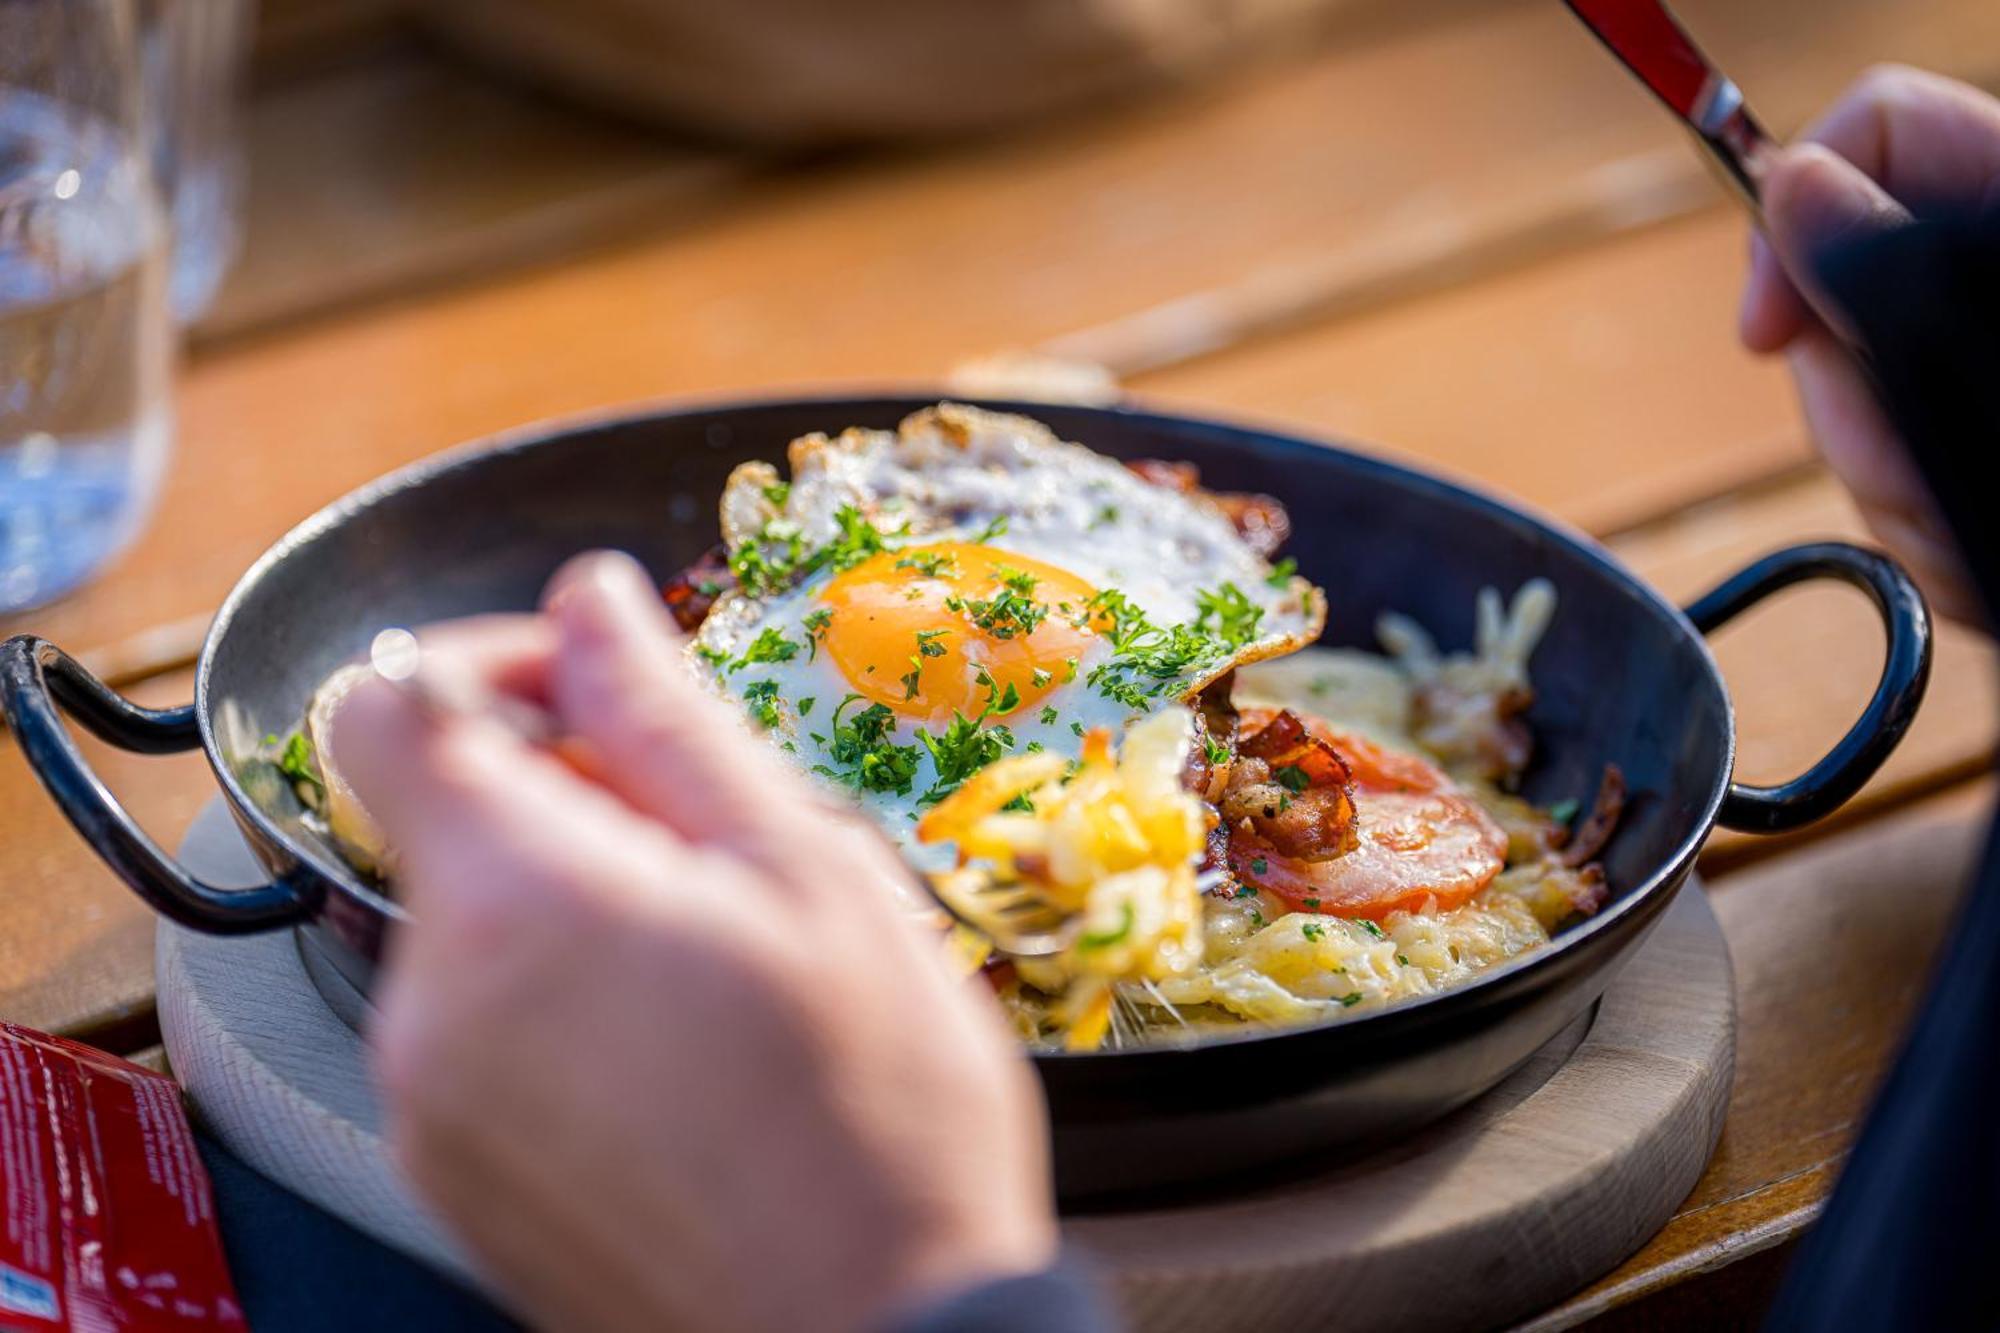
[540,549,836,869]
[1797,64,2000,211]
[326,668,690,921]
[1758,144,1913,343]
[1740,227,1814,353]
[1788,330,1938,530]
[409,614,557,707]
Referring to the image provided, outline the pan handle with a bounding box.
[1684,543,1932,833]
[0,635,313,932]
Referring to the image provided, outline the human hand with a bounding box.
[327,552,1057,1333]
[1738,64,2000,626]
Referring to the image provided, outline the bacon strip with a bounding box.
[1220,709,1359,863]
[1559,764,1627,868]
[661,544,734,633]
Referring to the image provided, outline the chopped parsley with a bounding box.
[1301,921,1326,943]
[902,628,951,700]
[802,607,833,660]
[971,515,1010,543]
[1274,764,1311,793]
[813,695,921,795]
[917,712,1015,804]
[694,643,729,669]
[992,564,1039,596]
[1396,953,1411,966]
[1090,503,1119,529]
[895,550,961,579]
[276,731,322,796]
[1193,581,1264,649]
[727,503,898,598]
[1357,919,1386,939]
[1549,798,1581,825]
[1030,667,1052,689]
[1249,857,1268,877]
[1303,895,1322,910]
[1039,704,1060,725]
[1264,556,1298,588]
[958,582,1050,640]
[973,667,1022,718]
[1337,992,1364,1007]
[761,480,791,507]
[1062,656,1079,683]
[1070,721,1086,738]
[798,696,816,717]
[741,680,783,729]
[1076,901,1136,952]
[1000,791,1036,814]
[731,627,799,672]
[1203,734,1230,767]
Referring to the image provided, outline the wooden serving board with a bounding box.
[158,799,1733,1329]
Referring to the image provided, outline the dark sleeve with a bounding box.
[1763,202,2000,1330]
[882,1260,1122,1333]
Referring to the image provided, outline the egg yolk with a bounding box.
[819,542,1101,720]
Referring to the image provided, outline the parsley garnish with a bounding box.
[902,629,951,701]
[1337,992,1364,1007]
[1549,798,1581,825]
[992,564,1039,596]
[1396,954,1411,966]
[798,696,816,717]
[1302,921,1326,943]
[1030,667,1052,689]
[1264,556,1297,588]
[1249,857,1268,877]
[1039,704,1060,725]
[1076,902,1135,952]
[971,515,1009,543]
[1274,764,1311,793]
[802,607,833,661]
[731,626,799,672]
[727,504,896,598]
[895,550,961,579]
[1203,734,1230,767]
[1358,919,1385,939]
[742,680,782,729]
[276,731,322,796]
[761,481,791,507]
[813,696,921,795]
[917,713,1015,804]
[961,582,1049,640]
[1193,581,1264,649]
[1090,504,1119,529]
[695,643,729,669]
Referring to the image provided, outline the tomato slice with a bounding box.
[1228,709,1507,920]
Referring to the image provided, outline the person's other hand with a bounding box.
[328,552,1056,1333]
[1739,64,2000,625]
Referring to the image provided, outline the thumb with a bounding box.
[1759,143,1915,343]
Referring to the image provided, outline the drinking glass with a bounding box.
[139,0,249,322]
[1,0,173,615]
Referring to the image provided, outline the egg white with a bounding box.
[690,403,1325,861]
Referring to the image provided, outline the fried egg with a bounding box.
[689,403,1324,858]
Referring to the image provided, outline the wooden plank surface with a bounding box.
[10,0,1998,670]
[1528,784,1994,1329]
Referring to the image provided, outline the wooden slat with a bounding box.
[1134,208,1804,535]
[1527,784,1993,1329]
[200,47,751,343]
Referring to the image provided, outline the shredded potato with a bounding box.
[939,581,1611,1051]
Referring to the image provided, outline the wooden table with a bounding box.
[4,0,1997,1325]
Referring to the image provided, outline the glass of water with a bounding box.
[2,0,173,615]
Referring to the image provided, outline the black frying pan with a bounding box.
[1,396,1931,1196]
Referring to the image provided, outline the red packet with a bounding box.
[1,1023,245,1331]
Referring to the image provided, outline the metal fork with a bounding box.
[1562,0,1779,225]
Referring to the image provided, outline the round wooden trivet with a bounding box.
[160,798,1734,1330]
